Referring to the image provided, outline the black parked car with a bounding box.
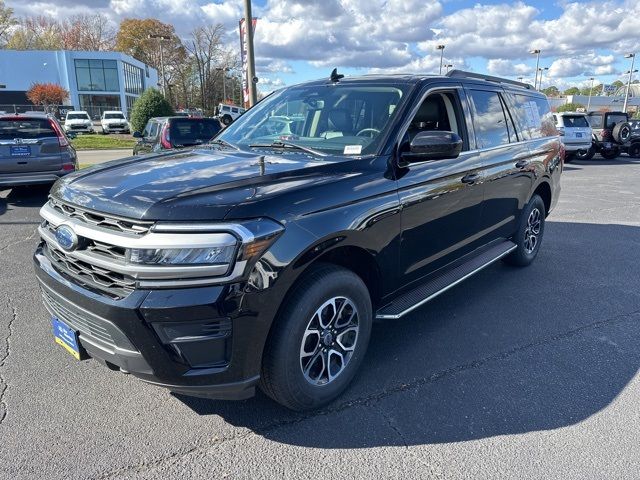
[34,70,562,410]
[0,113,78,189]
[132,116,223,155]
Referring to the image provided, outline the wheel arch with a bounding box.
[532,180,552,217]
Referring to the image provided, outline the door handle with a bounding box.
[461,173,481,184]
[515,159,531,169]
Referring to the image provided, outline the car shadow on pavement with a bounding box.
[570,156,640,167]
[0,186,50,219]
[175,221,640,448]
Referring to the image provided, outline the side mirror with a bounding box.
[401,131,463,164]
[132,131,142,138]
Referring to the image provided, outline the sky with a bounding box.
[6,0,640,93]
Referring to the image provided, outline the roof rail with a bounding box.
[445,69,532,90]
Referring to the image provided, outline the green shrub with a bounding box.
[129,88,174,133]
[556,102,586,113]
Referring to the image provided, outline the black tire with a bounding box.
[574,146,595,161]
[260,264,373,411]
[564,153,573,163]
[221,115,232,126]
[503,194,546,267]
[628,142,640,158]
[600,148,620,160]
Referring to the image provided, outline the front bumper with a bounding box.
[34,245,269,400]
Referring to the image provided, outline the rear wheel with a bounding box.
[503,194,545,267]
[628,143,640,158]
[600,148,620,160]
[221,115,233,126]
[260,264,372,411]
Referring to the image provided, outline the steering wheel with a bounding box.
[356,128,380,137]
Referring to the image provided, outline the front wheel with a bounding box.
[260,264,372,411]
[504,194,546,267]
[574,146,595,161]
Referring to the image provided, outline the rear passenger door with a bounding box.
[466,88,534,242]
[137,120,159,155]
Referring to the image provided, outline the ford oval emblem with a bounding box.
[55,225,78,252]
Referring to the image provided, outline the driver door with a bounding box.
[396,85,485,286]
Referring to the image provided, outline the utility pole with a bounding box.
[148,34,171,97]
[587,77,595,111]
[623,53,636,113]
[530,49,541,90]
[437,45,445,75]
[537,67,548,91]
[243,0,258,107]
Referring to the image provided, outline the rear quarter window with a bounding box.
[169,119,221,144]
[509,94,556,139]
[587,114,603,129]
[0,118,56,139]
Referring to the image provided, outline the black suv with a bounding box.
[132,116,223,155]
[34,71,562,410]
[586,111,640,159]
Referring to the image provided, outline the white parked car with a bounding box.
[64,111,94,134]
[100,111,130,134]
[217,103,246,126]
[553,112,593,161]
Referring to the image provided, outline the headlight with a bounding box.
[127,245,236,265]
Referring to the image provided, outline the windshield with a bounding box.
[217,83,410,156]
[104,113,125,119]
[587,114,603,128]
[67,113,89,120]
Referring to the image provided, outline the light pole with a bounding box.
[623,53,636,113]
[216,67,230,103]
[587,77,595,111]
[537,67,548,90]
[148,34,171,97]
[243,0,257,107]
[530,49,541,89]
[436,45,445,75]
[444,64,453,73]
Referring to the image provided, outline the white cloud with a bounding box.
[487,59,533,76]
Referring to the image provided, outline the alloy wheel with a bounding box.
[299,296,360,386]
[524,207,542,254]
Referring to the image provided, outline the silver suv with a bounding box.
[553,112,593,161]
[0,113,78,188]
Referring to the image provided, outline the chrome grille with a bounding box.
[42,288,115,346]
[49,198,152,235]
[44,243,135,298]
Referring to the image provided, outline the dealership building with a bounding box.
[0,50,158,118]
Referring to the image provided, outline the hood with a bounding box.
[51,147,339,221]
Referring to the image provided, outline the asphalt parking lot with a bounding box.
[1,156,640,479]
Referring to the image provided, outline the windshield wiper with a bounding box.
[207,139,239,150]
[248,140,326,157]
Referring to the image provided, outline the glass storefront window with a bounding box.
[79,94,121,119]
[123,62,144,95]
[75,59,119,92]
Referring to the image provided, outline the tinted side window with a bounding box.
[467,90,510,149]
[587,114,603,129]
[510,94,555,139]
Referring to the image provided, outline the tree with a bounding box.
[563,87,580,96]
[0,0,16,47]
[60,13,115,51]
[541,86,560,97]
[556,102,585,113]
[26,83,69,112]
[7,16,63,50]
[580,84,603,96]
[612,80,624,89]
[115,18,185,70]
[129,88,174,133]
